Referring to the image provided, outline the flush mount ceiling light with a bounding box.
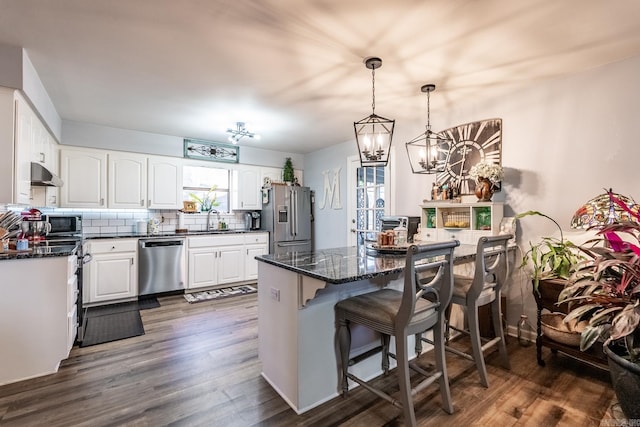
[405,84,452,174]
[354,57,395,167]
[226,122,260,144]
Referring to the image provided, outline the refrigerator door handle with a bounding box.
[293,189,298,236]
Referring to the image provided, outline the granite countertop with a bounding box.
[0,244,79,261]
[83,229,266,240]
[256,244,480,284]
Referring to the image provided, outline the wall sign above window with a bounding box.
[183,138,240,163]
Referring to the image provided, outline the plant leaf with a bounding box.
[580,324,608,351]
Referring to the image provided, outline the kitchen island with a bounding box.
[0,245,79,385]
[256,244,479,414]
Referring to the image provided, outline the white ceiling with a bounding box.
[1,0,640,154]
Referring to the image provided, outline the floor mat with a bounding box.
[80,310,145,347]
[85,301,139,317]
[85,297,160,318]
[184,285,257,303]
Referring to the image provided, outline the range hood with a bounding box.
[30,162,64,187]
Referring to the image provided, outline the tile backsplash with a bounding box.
[1,205,253,235]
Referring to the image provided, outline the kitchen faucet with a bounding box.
[206,209,220,231]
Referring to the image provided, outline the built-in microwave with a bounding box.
[43,214,83,236]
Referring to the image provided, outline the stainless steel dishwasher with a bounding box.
[138,238,185,295]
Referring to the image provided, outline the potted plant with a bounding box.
[283,157,295,184]
[516,210,584,294]
[559,217,640,419]
[189,185,220,212]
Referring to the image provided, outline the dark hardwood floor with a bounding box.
[0,293,619,426]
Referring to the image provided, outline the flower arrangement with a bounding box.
[468,162,504,184]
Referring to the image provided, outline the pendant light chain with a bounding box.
[426,88,431,132]
[371,66,376,115]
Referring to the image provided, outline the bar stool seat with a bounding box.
[336,241,459,427]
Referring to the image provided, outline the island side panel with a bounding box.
[296,274,401,413]
[257,262,301,409]
[0,257,68,385]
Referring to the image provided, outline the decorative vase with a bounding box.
[604,342,640,420]
[475,177,494,202]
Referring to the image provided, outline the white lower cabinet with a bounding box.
[82,233,267,299]
[218,246,244,284]
[186,232,268,290]
[187,235,244,290]
[188,249,218,289]
[244,233,269,281]
[84,239,138,303]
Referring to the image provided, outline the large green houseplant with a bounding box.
[559,217,640,419]
[516,210,584,293]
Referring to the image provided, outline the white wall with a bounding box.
[304,140,356,250]
[0,45,62,142]
[305,53,640,328]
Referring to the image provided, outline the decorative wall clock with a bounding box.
[435,118,502,195]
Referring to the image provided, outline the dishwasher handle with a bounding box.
[140,239,184,248]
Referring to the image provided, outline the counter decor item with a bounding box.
[558,202,640,419]
[182,201,197,213]
[469,162,504,202]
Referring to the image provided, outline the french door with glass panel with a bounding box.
[347,156,390,247]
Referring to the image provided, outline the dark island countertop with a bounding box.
[256,244,480,284]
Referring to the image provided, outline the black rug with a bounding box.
[79,297,158,347]
[80,310,144,347]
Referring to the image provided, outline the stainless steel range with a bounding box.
[38,214,88,344]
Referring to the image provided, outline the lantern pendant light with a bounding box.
[405,84,451,174]
[354,57,395,167]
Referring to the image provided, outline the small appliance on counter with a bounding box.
[244,211,261,230]
[20,208,50,243]
[380,216,420,243]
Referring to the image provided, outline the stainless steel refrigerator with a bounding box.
[262,185,312,254]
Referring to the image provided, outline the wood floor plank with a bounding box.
[0,293,618,426]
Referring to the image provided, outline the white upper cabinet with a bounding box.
[147,155,182,209]
[235,167,261,210]
[13,93,32,205]
[61,149,183,209]
[60,147,107,208]
[108,152,147,209]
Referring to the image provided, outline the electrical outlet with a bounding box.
[270,288,280,301]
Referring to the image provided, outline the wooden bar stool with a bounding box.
[335,240,459,426]
[442,235,512,388]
